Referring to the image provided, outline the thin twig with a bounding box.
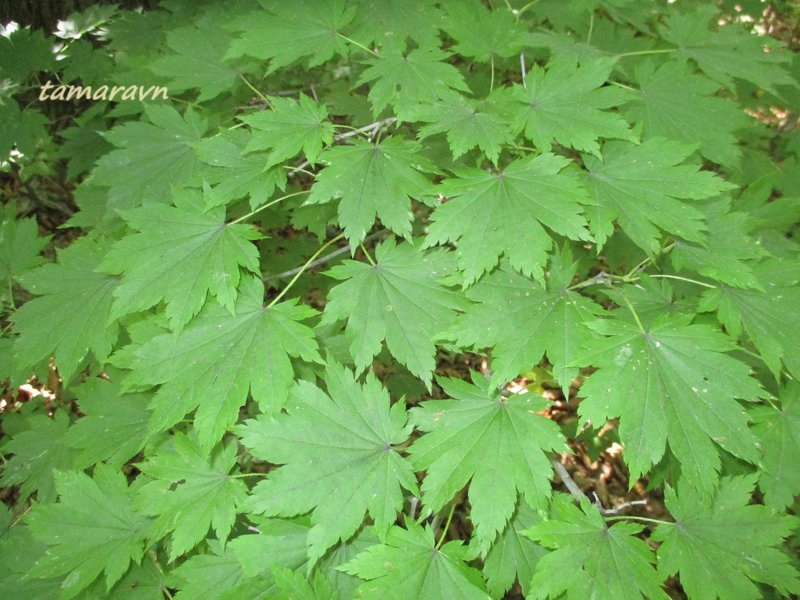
[264,230,386,280]
[287,117,397,178]
[549,456,589,505]
[592,492,647,516]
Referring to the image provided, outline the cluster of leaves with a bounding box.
[1,0,799,598]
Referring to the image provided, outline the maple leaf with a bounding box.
[340,521,491,600]
[652,475,800,599]
[659,5,796,94]
[583,139,735,252]
[357,45,470,120]
[239,94,335,167]
[225,0,354,73]
[670,199,765,289]
[322,239,462,386]
[12,236,120,383]
[92,104,206,211]
[699,257,800,379]
[170,540,245,600]
[149,25,240,101]
[574,313,763,494]
[231,519,309,583]
[0,517,65,599]
[238,362,417,563]
[525,497,669,600]
[348,0,442,47]
[26,465,151,599]
[625,59,750,168]
[0,203,48,305]
[193,130,286,209]
[101,188,262,330]
[306,136,436,247]
[121,276,321,451]
[230,517,375,598]
[451,247,603,393]
[425,153,591,284]
[273,568,339,600]
[750,382,800,509]
[482,500,546,598]
[63,375,151,469]
[511,56,633,155]
[135,433,248,560]
[0,410,76,503]
[0,27,56,81]
[0,101,49,159]
[404,89,517,163]
[409,372,565,554]
[442,0,533,62]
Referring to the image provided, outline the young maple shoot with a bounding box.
[1,0,799,599]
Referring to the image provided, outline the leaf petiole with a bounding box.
[268,233,346,307]
[435,503,457,550]
[228,190,311,225]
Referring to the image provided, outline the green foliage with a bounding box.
[526,497,668,600]
[1,1,799,598]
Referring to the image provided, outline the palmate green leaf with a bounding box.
[670,199,765,289]
[193,130,286,209]
[583,139,735,252]
[239,94,335,167]
[652,475,800,600]
[409,373,565,554]
[0,26,56,81]
[349,0,442,47]
[135,433,248,560]
[659,5,796,95]
[238,362,417,564]
[63,376,151,469]
[122,276,321,451]
[225,0,354,73]
[357,45,469,120]
[626,60,750,168]
[12,236,120,383]
[404,89,516,163]
[230,517,375,598]
[149,25,240,101]
[425,153,591,285]
[92,104,206,211]
[0,101,49,159]
[322,239,462,386]
[26,465,151,600]
[452,247,603,393]
[525,497,669,600]
[441,0,533,62]
[482,500,546,599]
[101,188,262,331]
[340,521,491,600]
[272,568,339,600]
[750,382,800,509]
[170,540,245,600]
[231,519,309,582]
[306,136,436,247]
[574,313,763,495]
[0,410,76,503]
[0,203,49,304]
[511,56,633,156]
[699,257,800,379]
[0,523,69,600]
